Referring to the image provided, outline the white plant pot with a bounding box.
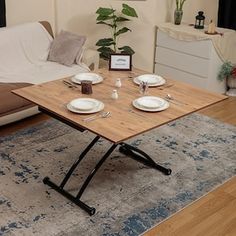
[226,76,236,96]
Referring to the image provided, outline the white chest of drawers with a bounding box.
[154,29,226,93]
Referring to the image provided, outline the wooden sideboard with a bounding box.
[154,27,226,93]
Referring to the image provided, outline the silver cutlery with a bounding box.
[83,111,111,122]
[63,80,79,89]
[165,94,186,105]
[164,97,180,105]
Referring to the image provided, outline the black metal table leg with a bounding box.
[119,143,172,175]
[43,136,101,215]
[43,138,118,216]
[59,136,100,189]
[43,177,96,216]
[76,143,118,199]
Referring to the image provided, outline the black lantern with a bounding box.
[194,11,205,29]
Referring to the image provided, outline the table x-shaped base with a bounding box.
[43,135,172,216]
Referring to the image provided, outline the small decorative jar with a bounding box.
[81,80,93,94]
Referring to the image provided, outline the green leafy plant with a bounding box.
[218,61,236,81]
[176,0,187,11]
[95,4,138,60]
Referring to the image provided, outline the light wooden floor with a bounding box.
[1,97,236,236]
[144,97,236,236]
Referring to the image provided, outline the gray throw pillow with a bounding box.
[48,30,86,66]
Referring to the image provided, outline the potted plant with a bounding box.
[218,61,236,96]
[174,0,187,25]
[95,4,138,60]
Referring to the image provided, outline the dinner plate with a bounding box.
[132,96,169,112]
[136,96,166,109]
[133,74,166,87]
[70,98,100,111]
[67,98,104,114]
[71,73,103,85]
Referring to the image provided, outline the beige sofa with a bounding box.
[0,21,99,126]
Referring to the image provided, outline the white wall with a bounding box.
[182,0,219,24]
[6,0,55,29]
[55,0,168,72]
[6,0,219,72]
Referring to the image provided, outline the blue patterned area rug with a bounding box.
[0,113,236,236]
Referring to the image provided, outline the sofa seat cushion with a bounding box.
[0,61,88,85]
[0,83,34,117]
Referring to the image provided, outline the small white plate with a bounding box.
[70,98,100,111]
[71,73,103,85]
[132,96,169,112]
[133,74,166,87]
[67,98,104,114]
[136,96,166,109]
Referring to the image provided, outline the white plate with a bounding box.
[71,73,103,85]
[133,74,166,87]
[70,98,100,111]
[136,96,166,109]
[132,96,169,112]
[67,98,104,114]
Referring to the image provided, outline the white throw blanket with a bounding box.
[158,22,236,64]
[0,22,87,84]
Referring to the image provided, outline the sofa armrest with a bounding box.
[82,48,100,71]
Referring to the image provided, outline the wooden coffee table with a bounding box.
[13,68,227,215]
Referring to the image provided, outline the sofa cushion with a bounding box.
[48,30,86,66]
[0,83,34,117]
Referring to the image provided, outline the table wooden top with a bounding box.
[13,68,227,144]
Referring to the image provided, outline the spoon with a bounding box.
[83,111,111,122]
[166,94,174,100]
[165,94,186,105]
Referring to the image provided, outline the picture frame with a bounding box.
[109,54,132,71]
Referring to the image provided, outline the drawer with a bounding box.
[155,63,208,90]
[157,30,212,59]
[155,63,226,93]
[155,47,209,78]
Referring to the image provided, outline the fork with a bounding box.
[63,80,79,89]
[83,111,111,122]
